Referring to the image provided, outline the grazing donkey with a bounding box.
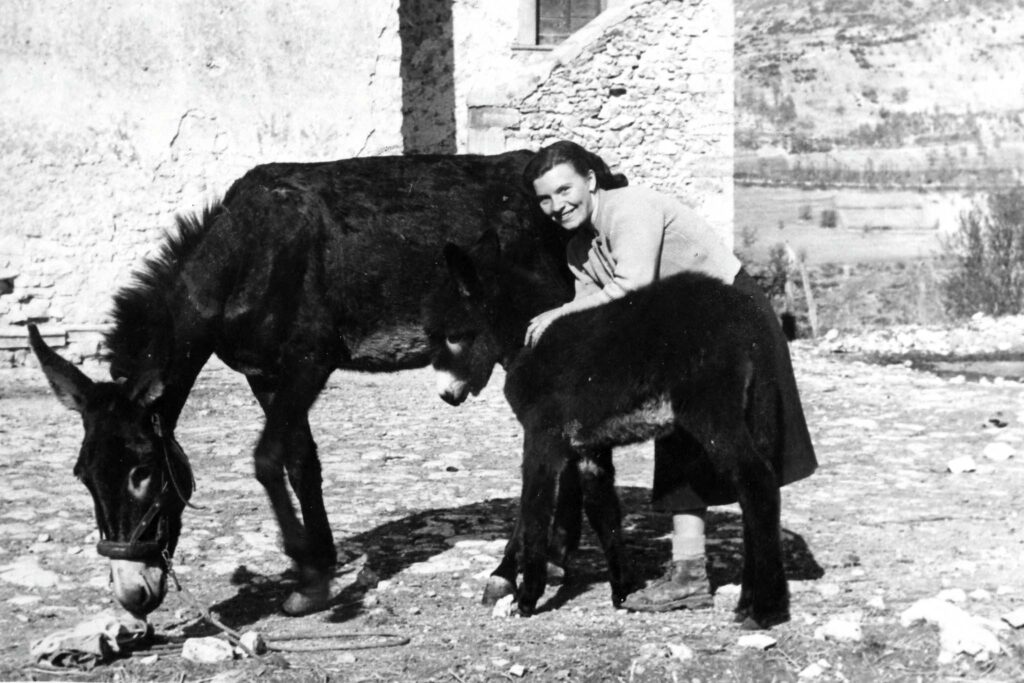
[424,232,790,629]
[29,151,571,618]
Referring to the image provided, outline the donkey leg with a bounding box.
[732,451,788,629]
[576,448,629,607]
[483,521,520,606]
[483,458,580,606]
[515,429,569,616]
[677,375,788,629]
[248,367,336,615]
[549,458,582,581]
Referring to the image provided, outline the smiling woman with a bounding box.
[519,139,817,614]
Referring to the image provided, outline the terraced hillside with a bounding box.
[736,0,1024,180]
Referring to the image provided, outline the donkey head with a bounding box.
[28,326,193,617]
[423,231,520,406]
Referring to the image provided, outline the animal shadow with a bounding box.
[204,485,822,628]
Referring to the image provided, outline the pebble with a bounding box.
[1002,607,1024,629]
[799,662,825,679]
[982,442,1015,461]
[946,456,977,474]
[665,642,694,662]
[509,664,526,677]
[737,633,777,650]
[181,636,236,663]
[814,617,862,643]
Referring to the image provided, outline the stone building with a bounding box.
[0,0,733,363]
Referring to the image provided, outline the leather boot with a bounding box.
[621,557,713,613]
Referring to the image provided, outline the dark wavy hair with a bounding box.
[523,140,629,191]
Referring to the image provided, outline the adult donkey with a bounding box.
[28,151,571,618]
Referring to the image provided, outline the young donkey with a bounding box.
[425,232,790,629]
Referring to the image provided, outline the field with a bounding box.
[735,186,951,265]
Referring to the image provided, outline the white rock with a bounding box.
[900,598,1001,663]
[737,633,777,650]
[867,596,886,610]
[798,663,825,679]
[969,589,992,602]
[814,617,863,643]
[666,642,694,662]
[715,583,741,596]
[508,663,526,677]
[937,588,967,604]
[491,594,515,618]
[239,630,267,655]
[982,442,1015,461]
[181,636,236,663]
[1002,607,1024,629]
[946,456,977,474]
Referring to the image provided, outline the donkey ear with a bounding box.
[443,243,481,298]
[28,324,94,413]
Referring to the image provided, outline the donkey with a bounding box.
[424,232,790,629]
[29,151,571,618]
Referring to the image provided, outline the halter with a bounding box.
[95,414,197,564]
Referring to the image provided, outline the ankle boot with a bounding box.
[621,557,713,613]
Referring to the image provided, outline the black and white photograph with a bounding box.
[1,0,1023,680]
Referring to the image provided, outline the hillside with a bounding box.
[735,0,1024,183]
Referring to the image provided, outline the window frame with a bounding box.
[515,0,612,49]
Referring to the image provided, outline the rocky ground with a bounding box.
[2,316,1024,681]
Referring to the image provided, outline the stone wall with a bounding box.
[0,0,733,364]
[0,0,522,362]
[467,0,735,242]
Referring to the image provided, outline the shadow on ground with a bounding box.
[200,486,822,632]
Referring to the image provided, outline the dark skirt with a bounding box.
[650,268,818,510]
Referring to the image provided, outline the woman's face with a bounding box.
[532,162,597,231]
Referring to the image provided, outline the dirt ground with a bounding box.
[2,338,1024,682]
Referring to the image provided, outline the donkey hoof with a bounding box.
[282,571,333,616]
[481,576,516,606]
[738,610,790,631]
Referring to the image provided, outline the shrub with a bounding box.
[941,189,1024,318]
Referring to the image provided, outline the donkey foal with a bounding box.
[424,232,790,629]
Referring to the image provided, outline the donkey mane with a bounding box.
[104,203,225,380]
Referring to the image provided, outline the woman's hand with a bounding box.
[525,306,567,347]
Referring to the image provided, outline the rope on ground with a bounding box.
[162,551,409,655]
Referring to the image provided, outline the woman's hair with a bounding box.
[523,140,629,190]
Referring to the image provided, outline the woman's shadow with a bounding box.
[199,486,822,632]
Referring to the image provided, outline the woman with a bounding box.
[523,140,817,613]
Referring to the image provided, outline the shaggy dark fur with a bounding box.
[30,151,571,617]
[424,232,790,629]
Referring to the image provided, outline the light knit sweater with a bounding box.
[565,185,741,305]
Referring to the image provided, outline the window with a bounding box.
[516,0,608,48]
[538,0,604,45]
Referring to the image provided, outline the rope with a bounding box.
[157,552,409,655]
